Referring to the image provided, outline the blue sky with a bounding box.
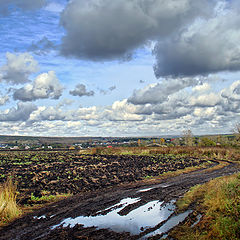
[0,0,240,137]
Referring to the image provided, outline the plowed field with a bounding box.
[0,151,207,203]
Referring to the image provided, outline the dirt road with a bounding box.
[1,160,239,240]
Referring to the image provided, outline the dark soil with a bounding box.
[0,155,239,240]
[0,151,206,203]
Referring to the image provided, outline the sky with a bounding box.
[0,0,240,137]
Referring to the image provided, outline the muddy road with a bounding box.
[1,160,239,240]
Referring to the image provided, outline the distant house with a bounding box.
[48,146,53,149]
[11,146,19,150]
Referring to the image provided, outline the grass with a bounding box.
[0,178,72,226]
[30,192,72,204]
[0,178,21,226]
[172,173,240,240]
[87,146,240,162]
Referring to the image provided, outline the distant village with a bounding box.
[0,137,178,150]
[0,133,237,151]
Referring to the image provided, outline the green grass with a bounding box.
[30,192,72,203]
[172,173,240,240]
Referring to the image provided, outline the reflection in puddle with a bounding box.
[96,197,140,214]
[52,198,176,235]
[137,183,172,193]
[33,215,47,220]
[142,210,193,239]
[138,188,153,193]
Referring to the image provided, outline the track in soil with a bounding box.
[0,160,239,240]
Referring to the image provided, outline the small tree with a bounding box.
[199,137,216,147]
[183,129,194,146]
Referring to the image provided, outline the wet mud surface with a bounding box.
[0,157,239,240]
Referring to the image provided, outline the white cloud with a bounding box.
[0,52,39,85]
[192,83,211,92]
[128,77,201,105]
[190,93,221,107]
[105,99,144,121]
[13,71,64,101]
[0,102,37,121]
[221,80,240,101]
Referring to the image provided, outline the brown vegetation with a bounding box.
[88,146,240,162]
[0,178,21,226]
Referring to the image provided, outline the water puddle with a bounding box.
[137,183,173,193]
[138,188,153,193]
[52,198,176,235]
[96,197,141,214]
[141,210,193,239]
[33,215,47,220]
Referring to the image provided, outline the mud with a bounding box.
[0,159,238,240]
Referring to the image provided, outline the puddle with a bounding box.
[137,183,173,193]
[138,188,153,193]
[52,198,176,235]
[96,197,141,214]
[33,215,47,220]
[155,183,173,188]
[141,210,193,239]
[191,214,202,227]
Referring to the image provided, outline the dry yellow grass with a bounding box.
[86,146,240,162]
[0,178,21,226]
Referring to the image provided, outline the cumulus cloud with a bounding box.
[105,99,144,121]
[126,77,240,122]
[0,52,39,85]
[190,93,221,107]
[221,80,240,102]
[13,71,64,101]
[3,78,240,135]
[154,2,240,77]
[60,0,213,60]
[192,83,211,92]
[69,84,94,97]
[128,77,201,105]
[0,102,37,121]
[31,105,99,122]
